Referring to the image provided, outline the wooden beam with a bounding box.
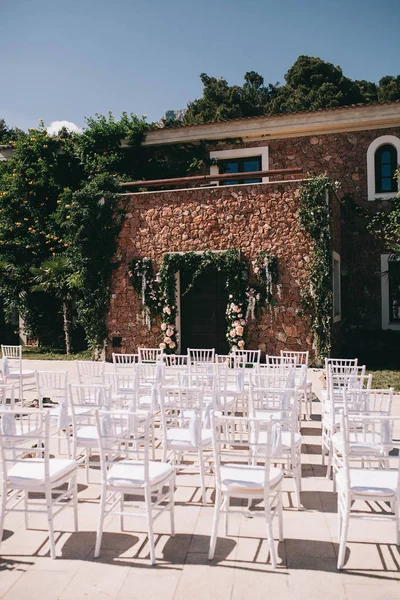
[120,167,303,189]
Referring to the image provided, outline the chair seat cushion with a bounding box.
[76,425,98,445]
[221,463,283,494]
[8,458,76,487]
[166,428,212,447]
[107,460,173,488]
[337,468,398,498]
[332,431,384,455]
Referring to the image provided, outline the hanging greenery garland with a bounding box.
[299,175,340,360]
[129,249,278,354]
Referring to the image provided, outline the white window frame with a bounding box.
[210,146,269,185]
[381,253,400,330]
[367,135,400,201]
[332,251,341,323]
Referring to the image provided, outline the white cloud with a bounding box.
[47,120,82,136]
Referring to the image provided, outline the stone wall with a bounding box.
[107,181,322,359]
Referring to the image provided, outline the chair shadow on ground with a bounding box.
[279,538,400,580]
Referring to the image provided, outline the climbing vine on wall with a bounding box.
[129,249,278,354]
[299,175,340,361]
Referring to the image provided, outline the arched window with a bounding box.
[367,135,400,200]
[374,144,398,194]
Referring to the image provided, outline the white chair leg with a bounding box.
[144,486,156,566]
[294,466,302,509]
[0,485,7,551]
[208,489,221,560]
[169,475,175,537]
[45,489,56,559]
[94,485,107,558]
[73,475,78,533]
[24,491,29,529]
[198,449,207,505]
[395,501,400,547]
[266,519,277,569]
[278,496,284,542]
[337,502,350,569]
[120,493,124,531]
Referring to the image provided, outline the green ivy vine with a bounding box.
[299,175,340,360]
[129,249,278,354]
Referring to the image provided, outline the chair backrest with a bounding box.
[249,385,297,413]
[112,353,138,369]
[251,366,294,390]
[211,413,277,493]
[95,410,152,484]
[1,345,22,375]
[1,345,22,360]
[76,360,106,384]
[215,354,232,366]
[69,383,111,435]
[35,371,68,408]
[232,350,261,369]
[159,385,207,436]
[0,383,15,408]
[339,413,400,490]
[325,358,358,374]
[343,387,393,416]
[0,409,50,483]
[163,354,188,368]
[102,372,136,409]
[187,348,215,363]
[281,350,309,367]
[138,347,163,363]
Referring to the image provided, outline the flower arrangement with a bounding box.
[129,249,278,354]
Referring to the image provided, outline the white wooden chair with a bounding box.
[281,350,313,420]
[69,383,112,482]
[208,414,283,568]
[112,353,138,371]
[138,347,163,363]
[188,348,215,364]
[36,370,70,455]
[322,371,372,477]
[232,349,261,368]
[93,410,175,565]
[1,345,35,404]
[159,385,213,504]
[336,413,400,569]
[0,409,78,559]
[249,386,302,507]
[76,360,106,385]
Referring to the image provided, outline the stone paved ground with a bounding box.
[0,362,399,599]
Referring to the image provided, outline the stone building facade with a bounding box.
[108,102,400,361]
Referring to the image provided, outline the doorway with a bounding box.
[180,265,229,354]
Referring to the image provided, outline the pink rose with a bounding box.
[159,343,166,349]
[230,329,236,338]
[169,341,176,349]
[238,340,245,348]
[240,319,246,326]
[161,323,167,331]
[236,326,244,336]
[164,336,171,344]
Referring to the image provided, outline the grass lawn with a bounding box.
[22,346,92,361]
[368,369,400,391]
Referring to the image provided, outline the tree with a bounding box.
[30,256,81,354]
[0,119,26,144]
[377,76,400,102]
[183,56,400,124]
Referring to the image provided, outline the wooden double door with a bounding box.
[180,265,229,354]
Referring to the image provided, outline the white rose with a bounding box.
[169,342,176,349]
[159,343,166,349]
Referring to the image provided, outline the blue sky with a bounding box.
[2,0,400,132]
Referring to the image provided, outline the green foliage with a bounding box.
[299,176,340,361]
[369,169,400,255]
[0,118,26,145]
[129,250,278,354]
[0,113,147,354]
[183,56,400,125]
